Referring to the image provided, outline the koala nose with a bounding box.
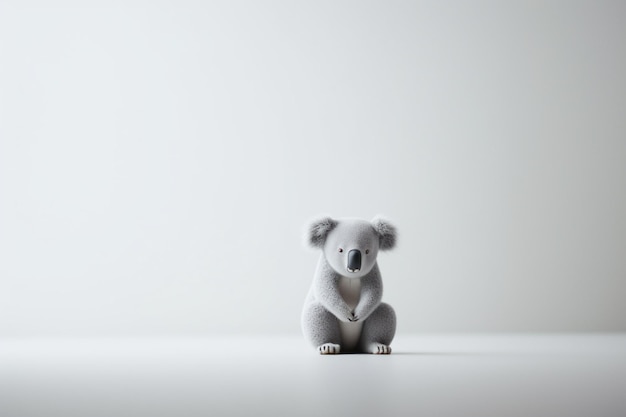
[347,249,362,273]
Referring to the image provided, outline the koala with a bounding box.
[301,215,397,354]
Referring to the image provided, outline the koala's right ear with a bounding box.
[371,215,397,251]
[305,216,337,249]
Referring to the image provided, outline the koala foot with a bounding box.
[318,343,341,354]
[369,343,392,354]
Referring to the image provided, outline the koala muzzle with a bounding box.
[347,249,362,273]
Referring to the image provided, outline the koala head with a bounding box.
[306,215,397,278]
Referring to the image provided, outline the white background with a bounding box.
[1,0,625,337]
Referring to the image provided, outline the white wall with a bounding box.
[1,0,625,337]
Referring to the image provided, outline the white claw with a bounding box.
[370,343,391,354]
[318,343,340,355]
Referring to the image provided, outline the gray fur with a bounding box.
[306,216,338,248]
[302,216,397,354]
[372,215,397,251]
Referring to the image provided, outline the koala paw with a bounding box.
[318,343,341,354]
[347,313,359,322]
[369,343,392,354]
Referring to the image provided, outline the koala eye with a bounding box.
[366,249,370,254]
[338,248,344,253]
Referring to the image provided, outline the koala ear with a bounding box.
[305,216,338,249]
[371,215,397,251]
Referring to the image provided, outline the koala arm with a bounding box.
[313,259,353,322]
[353,264,383,321]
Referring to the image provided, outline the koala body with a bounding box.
[301,216,397,354]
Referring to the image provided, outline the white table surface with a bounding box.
[1,334,625,417]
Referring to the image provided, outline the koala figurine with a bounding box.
[301,216,397,354]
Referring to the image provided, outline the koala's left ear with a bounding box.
[305,215,337,249]
[371,215,397,251]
